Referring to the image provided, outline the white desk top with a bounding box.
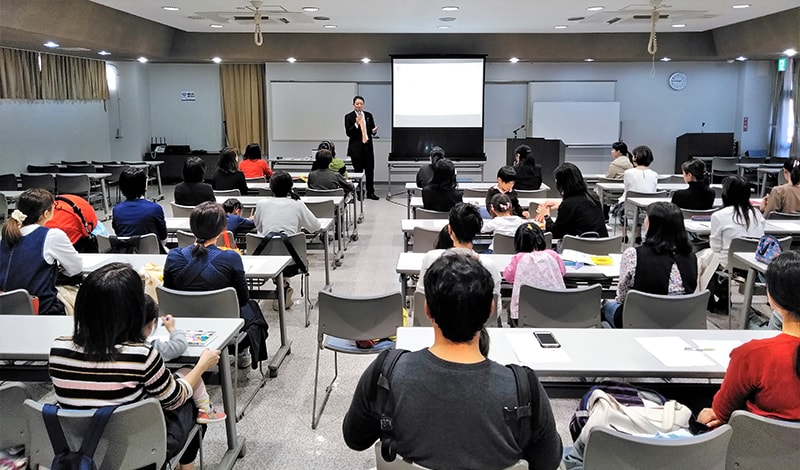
[396,327,778,378]
[685,219,800,236]
[215,195,344,208]
[404,182,550,192]
[25,172,111,179]
[410,197,556,209]
[731,251,769,274]
[163,217,333,234]
[0,316,243,361]
[596,182,689,192]
[79,253,292,278]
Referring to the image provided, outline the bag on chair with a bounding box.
[755,235,782,264]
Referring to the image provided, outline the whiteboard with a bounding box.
[270,82,357,140]
[530,102,620,146]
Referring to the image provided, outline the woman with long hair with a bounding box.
[760,158,800,217]
[422,158,463,212]
[605,141,633,179]
[513,144,543,190]
[710,175,765,267]
[536,162,607,239]
[671,159,715,210]
[212,147,249,195]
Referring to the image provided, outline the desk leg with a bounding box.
[322,226,331,289]
[358,176,365,223]
[335,206,344,263]
[268,272,292,378]
[100,179,111,220]
[217,347,246,468]
[386,163,393,200]
[154,165,164,201]
[350,195,359,241]
[407,189,412,219]
[735,268,756,330]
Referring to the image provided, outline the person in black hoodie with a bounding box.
[416,146,445,188]
[422,158,463,213]
[671,159,715,210]
[513,144,542,190]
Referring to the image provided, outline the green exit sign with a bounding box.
[778,57,787,72]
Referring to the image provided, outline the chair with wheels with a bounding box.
[726,410,800,470]
[0,289,36,315]
[312,290,404,429]
[518,284,602,328]
[619,289,711,329]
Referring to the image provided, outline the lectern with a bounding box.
[674,133,735,173]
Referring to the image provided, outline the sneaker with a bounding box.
[237,351,251,369]
[272,286,294,311]
[197,404,227,424]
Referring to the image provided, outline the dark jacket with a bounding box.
[212,170,249,196]
[485,186,525,217]
[514,164,543,190]
[422,185,463,213]
[671,182,715,210]
[174,182,215,206]
[545,193,607,239]
[416,164,435,189]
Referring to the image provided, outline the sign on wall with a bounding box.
[180,91,196,102]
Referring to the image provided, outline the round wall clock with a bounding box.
[668,72,688,91]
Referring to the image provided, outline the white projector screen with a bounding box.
[530,102,620,146]
[392,57,484,128]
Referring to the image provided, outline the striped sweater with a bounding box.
[49,337,192,410]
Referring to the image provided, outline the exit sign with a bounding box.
[778,57,787,72]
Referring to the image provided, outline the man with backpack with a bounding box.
[342,253,562,469]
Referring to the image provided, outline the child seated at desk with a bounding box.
[503,223,565,327]
[143,295,226,424]
[222,198,255,237]
[484,166,529,219]
[481,193,525,253]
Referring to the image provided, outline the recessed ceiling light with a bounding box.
[672,23,686,28]
[437,25,451,29]
[441,6,459,11]
[509,57,520,63]
[287,57,297,63]
[554,25,568,29]
[660,57,671,62]
[212,57,222,64]
[584,58,595,62]
[137,57,148,63]
[162,6,179,11]
[735,56,747,61]
[732,4,750,9]
[784,48,798,57]
[302,6,319,12]
[324,24,337,29]
[361,58,371,64]
[210,24,224,28]
[587,6,604,11]
[97,50,111,56]
[43,41,59,48]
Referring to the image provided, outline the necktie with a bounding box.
[359,112,368,144]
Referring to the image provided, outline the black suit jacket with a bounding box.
[344,110,376,160]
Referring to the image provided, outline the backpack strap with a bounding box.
[369,348,408,463]
[78,405,117,461]
[41,404,118,463]
[55,196,95,236]
[42,404,70,457]
[173,246,223,287]
[505,364,538,451]
[252,232,307,273]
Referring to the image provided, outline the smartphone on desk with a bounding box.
[534,331,561,348]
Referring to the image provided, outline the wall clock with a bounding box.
[668,72,688,91]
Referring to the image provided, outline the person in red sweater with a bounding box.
[239,143,272,180]
[698,251,800,427]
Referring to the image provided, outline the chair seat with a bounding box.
[322,336,395,354]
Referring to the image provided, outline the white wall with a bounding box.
[108,61,152,161]
[735,61,774,155]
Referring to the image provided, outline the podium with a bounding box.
[506,138,566,197]
[674,133,735,173]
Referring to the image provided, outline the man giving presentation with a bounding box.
[344,95,379,200]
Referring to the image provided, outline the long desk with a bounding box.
[732,251,770,331]
[756,167,782,196]
[78,253,294,377]
[409,197,556,218]
[387,160,486,200]
[53,161,165,201]
[0,315,246,470]
[269,157,352,172]
[26,172,112,219]
[684,219,800,237]
[403,182,551,218]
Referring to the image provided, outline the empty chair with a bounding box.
[96,234,161,254]
[462,188,488,198]
[582,425,732,470]
[20,173,55,193]
[561,235,622,256]
[711,157,739,183]
[661,175,686,184]
[213,189,241,197]
[64,164,97,173]
[726,410,800,470]
[415,208,449,219]
[412,226,441,253]
[767,211,800,220]
[375,443,529,470]
[0,382,30,450]
[306,199,336,219]
[27,164,59,173]
[516,188,548,197]
[23,398,201,470]
[0,173,17,191]
[170,201,195,217]
[0,289,36,315]
[101,164,129,203]
[518,284,602,328]
[61,160,88,165]
[312,290,404,429]
[92,160,118,165]
[620,289,711,329]
[681,208,718,218]
[55,174,103,207]
[307,188,345,197]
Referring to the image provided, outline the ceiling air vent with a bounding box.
[632,14,669,20]
[606,17,622,24]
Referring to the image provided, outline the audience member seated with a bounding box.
[222,198,255,237]
[49,263,220,470]
[174,157,215,206]
[212,147,249,196]
[620,145,658,201]
[46,194,99,253]
[0,189,82,315]
[671,159,715,210]
[253,171,321,236]
[112,167,167,242]
[605,141,633,179]
[416,203,500,299]
[422,158,463,213]
[163,202,269,369]
[513,144,543,190]
[485,165,528,218]
[536,163,608,239]
[415,146,445,189]
[602,202,697,328]
[239,143,273,180]
[698,251,800,427]
[503,223,566,327]
[481,193,525,252]
[343,253,562,470]
[760,158,800,217]
[308,149,354,195]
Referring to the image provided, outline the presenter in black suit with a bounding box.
[344,95,379,200]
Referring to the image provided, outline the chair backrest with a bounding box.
[56,174,91,196]
[0,382,30,449]
[374,443,529,470]
[175,229,196,248]
[777,168,788,185]
[415,208,449,220]
[626,190,669,200]
[213,189,241,197]
[96,234,161,254]
[23,398,167,470]
[767,211,800,220]
[561,235,622,256]
[412,226,442,253]
[0,288,36,315]
[711,157,739,172]
[412,290,431,326]
[307,188,344,197]
[253,187,272,196]
[101,164,129,183]
[518,284,602,328]
[621,289,710,329]
[492,232,517,254]
[462,188,487,198]
[726,410,800,470]
[305,199,336,219]
[317,290,404,343]
[20,173,56,193]
[0,173,17,191]
[169,201,196,217]
[727,236,791,270]
[662,175,686,184]
[680,208,719,218]
[27,164,59,173]
[0,192,7,222]
[515,188,548,197]
[245,176,266,183]
[245,232,308,263]
[65,164,96,173]
[156,285,240,319]
[583,425,732,470]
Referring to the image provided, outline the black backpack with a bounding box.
[41,404,118,470]
[372,349,538,463]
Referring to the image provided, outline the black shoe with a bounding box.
[367,193,380,200]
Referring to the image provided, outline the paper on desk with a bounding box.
[561,249,596,265]
[82,254,113,270]
[635,336,715,368]
[690,339,743,368]
[507,333,572,363]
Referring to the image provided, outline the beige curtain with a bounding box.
[0,47,41,99]
[792,58,800,158]
[220,64,266,153]
[41,53,108,100]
